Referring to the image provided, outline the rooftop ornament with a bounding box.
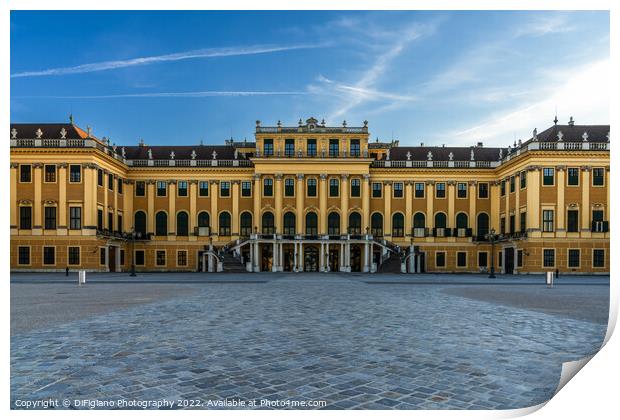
[139,138,145,147]
[11,128,17,139]
[277,120,282,127]
[212,150,218,160]
[147,149,153,160]
[532,128,538,141]
[298,118,303,126]
[255,120,261,128]
[321,118,326,126]
[60,127,67,139]
[35,128,43,139]
[170,150,175,160]
[448,152,454,161]
[363,120,368,128]
[342,120,347,127]
[234,149,238,159]
[557,131,564,142]
[191,149,197,160]
[427,151,433,161]
[582,132,589,142]
[121,147,126,158]
[470,149,475,161]
[87,126,92,137]
[406,151,411,161]
[499,149,503,159]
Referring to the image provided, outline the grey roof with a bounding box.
[388,146,505,162]
[10,123,92,140]
[529,124,609,142]
[123,145,246,160]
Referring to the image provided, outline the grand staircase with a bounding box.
[377,252,402,273]
[221,251,246,273]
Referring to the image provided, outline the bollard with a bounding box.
[66,266,69,277]
[546,271,554,288]
[78,270,86,286]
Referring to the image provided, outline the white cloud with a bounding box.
[11,44,322,78]
[14,91,308,99]
[443,59,609,146]
[513,14,575,38]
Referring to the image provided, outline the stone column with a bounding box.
[404,181,413,236]
[504,177,509,233]
[189,180,197,239]
[232,180,240,236]
[58,163,67,233]
[340,174,349,234]
[384,181,392,237]
[340,242,345,271]
[526,167,541,235]
[469,181,477,234]
[299,242,304,272]
[147,180,155,235]
[556,167,565,235]
[447,181,455,229]
[168,180,177,238]
[279,242,283,271]
[363,241,369,272]
[296,174,304,234]
[33,163,43,233]
[515,175,521,232]
[253,241,260,272]
[319,174,327,234]
[293,242,298,271]
[490,181,500,232]
[83,165,96,230]
[426,182,434,235]
[123,181,134,232]
[210,180,219,236]
[581,166,591,232]
[253,174,262,232]
[362,174,371,233]
[319,242,325,271]
[272,241,277,272]
[103,171,109,229]
[274,173,283,233]
[10,163,17,229]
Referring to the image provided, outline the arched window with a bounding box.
[371,213,383,237]
[305,212,318,235]
[283,212,296,235]
[328,212,340,235]
[456,213,468,229]
[434,212,447,228]
[197,211,210,228]
[348,212,361,234]
[414,212,426,228]
[477,213,489,238]
[262,212,275,234]
[392,213,404,237]
[219,212,231,236]
[240,212,252,236]
[134,211,146,236]
[155,211,168,236]
[176,211,189,236]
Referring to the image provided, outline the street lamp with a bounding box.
[485,228,498,278]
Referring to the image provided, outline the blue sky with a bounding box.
[10,10,609,147]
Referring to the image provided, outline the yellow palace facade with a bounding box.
[9,117,610,275]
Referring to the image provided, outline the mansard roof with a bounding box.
[10,123,94,140]
[122,145,245,160]
[388,146,506,162]
[529,124,609,143]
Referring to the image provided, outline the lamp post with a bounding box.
[486,228,498,278]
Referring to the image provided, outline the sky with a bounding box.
[10,10,609,147]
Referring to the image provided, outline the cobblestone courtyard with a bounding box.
[11,273,609,410]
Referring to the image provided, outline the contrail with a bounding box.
[11,43,322,78]
[13,91,308,99]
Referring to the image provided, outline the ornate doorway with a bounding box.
[350,245,362,272]
[304,246,319,272]
[329,248,339,272]
[261,244,273,272]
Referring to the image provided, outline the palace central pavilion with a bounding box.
[10,117,609,275]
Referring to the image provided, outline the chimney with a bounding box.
[420,142,424,147]
[477,142,483,147]
[568,116,575,126]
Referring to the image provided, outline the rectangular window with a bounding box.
[263,139,273,156]
[500,217,506,234]
[543,249,555,267]
[135,250,145,266]
[307,139,316,157]
[20,164,32,182]
[568,249,580,268]
[199,181,209,197]
[393,182,403,198]
[543,168,554,186]
[97,209,103,230]
[178,181,188,197]
[117,214,123,233]
[498,251,503,267]
[69,207,81,229]
[284,139,295,157]
[591,210,606,232]
[135,181,146,196]
[177,250,188,267]
[500,180,506,196]
[44,206,56,229]
[351,179,361,197]
[44,164,56,182]
[329,139,339,157]
[593,249,605,268]
[435,251,446,267]
[510,176,515,193]
[97,169,103,186]
[542,210,554,232]
[592,168,605,186]
[18,246,30,265]
[457,182,467,198]
[414,183,424,198]
[520,212,526,232]
[284,178,294,197]
[478,252,488,268]
[509,215,515,233]
[457,251,467,267]
[108,212,114,231]
[108,174,114,190]
[156,181,167,196]
[69,164,81,183]
[156,250,166,266]
[100,248,106,265]
[19,206,32,230]
[520,171,526,189]
[43,246,55,265]
[241,181,251,197]
[567,210,579,232]
[220,181,230,197]
[118,178,123,194]
[307,178,317,197]
[567,168,579,186]
[372,182,382,198]
[329,178,339,197]
[68,246,80,265]
[436,183,446,198]
[517,250,523,267]
[263,178,273,196]
[350,139,360,157]
[478,182,488,198]
[120,250,125,266]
